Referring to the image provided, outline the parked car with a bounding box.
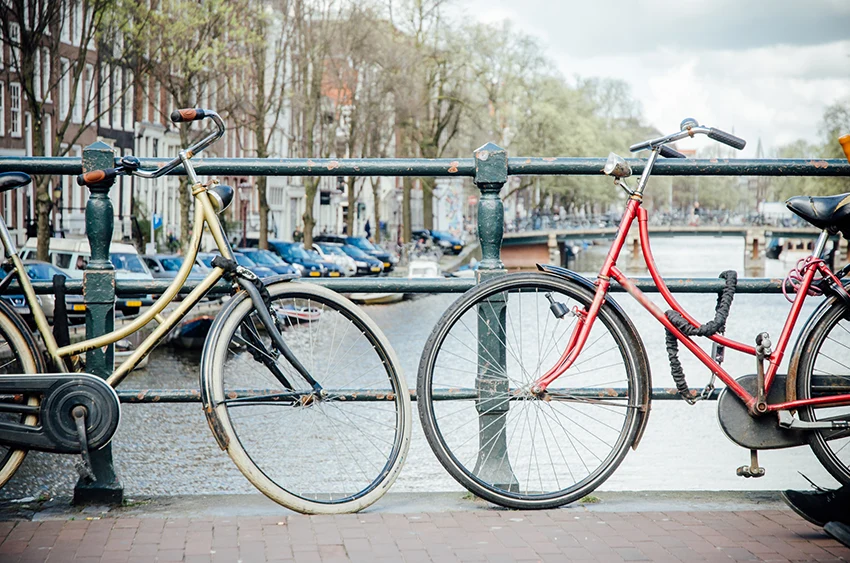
[20,260,87,324]
[314,234,397,272]
[266,241,337,277]
[413,229,465,255]
[197,252,277,278]
[20,238,153,316]
[312,243,356,277]
[339,244,384,276]
[143,254,209,279]
[237,248,300,277]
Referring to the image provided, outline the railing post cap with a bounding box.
[474,142,507,187]
[85,141,115,152]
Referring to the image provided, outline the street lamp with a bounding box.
[238,180,251,248]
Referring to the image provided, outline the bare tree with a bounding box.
[229,0,292,249]
[0,0,131,260]
[289,0,338,248]
[124,0,249,253]
[389,0,465,233]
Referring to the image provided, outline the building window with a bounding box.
[34,51,41,102]
[60,0,71,43]
[123,69,133,131]
[85,64,94,124]
[9,23,20,71]
[100,64,110,127]
[72,0,83,46]
[10,83,22,138]
[0,28,4,70]
[111,67,121,127]
[59,58,70,121]
[42,48,51,102]
[72,62,83,124]
[0,83,5,137]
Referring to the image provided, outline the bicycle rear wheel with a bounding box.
[417,272,647,509]
[202,281,411,514]
[0,300,48,490]
[795,299,850,484]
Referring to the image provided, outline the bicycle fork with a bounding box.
[236,277,324,398]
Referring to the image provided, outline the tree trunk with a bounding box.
[257,176,269,248]
[303,176,317,248]
[346,176,355,235]
[371,177,381,243]
[402,177,412,245]
[421,176,434,231]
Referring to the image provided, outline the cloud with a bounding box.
[451,0,850,155]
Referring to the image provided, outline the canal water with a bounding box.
[1,237,841,502]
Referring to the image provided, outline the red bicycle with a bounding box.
[417,119,850,509]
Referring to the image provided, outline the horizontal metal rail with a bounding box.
[16,276,794,295]
[116,387,722,403]
[2,156,850,177]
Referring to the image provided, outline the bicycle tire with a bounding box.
[201,280,411,514]
[0,299,49,490]
[417,272,646,509]
[795,299,850,484]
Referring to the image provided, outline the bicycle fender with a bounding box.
[536,263,653,449]
[200,278,300,451]
[785,280,850,403]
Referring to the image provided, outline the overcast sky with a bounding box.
[452,0,850,157]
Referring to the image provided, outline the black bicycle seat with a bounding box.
[0,172,32,193]
[786,193,850,231]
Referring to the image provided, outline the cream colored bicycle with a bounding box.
[0,108,411,514]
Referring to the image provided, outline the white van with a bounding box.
[21,238,154,315]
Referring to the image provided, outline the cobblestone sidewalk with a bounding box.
[1,508,849,562]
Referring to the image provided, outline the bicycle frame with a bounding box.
[0,151,235,389]
[534,151,850,414]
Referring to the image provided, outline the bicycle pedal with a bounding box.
[735,449,765,478]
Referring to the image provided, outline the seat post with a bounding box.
[813,230,830,259]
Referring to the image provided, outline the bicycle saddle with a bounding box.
[0,172,32,193]
[786,193,850,232]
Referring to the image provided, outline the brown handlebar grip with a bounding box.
[170,108,207,123]
[76,168,117,186]
[839,135,850,164]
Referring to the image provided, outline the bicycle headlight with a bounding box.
[207,184,234,214]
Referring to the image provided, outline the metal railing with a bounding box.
[2,141,850,503]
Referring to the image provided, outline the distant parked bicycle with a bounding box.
[0,109,411,514]
[417,119,850,509]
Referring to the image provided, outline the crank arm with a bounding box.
[778,410,850,431]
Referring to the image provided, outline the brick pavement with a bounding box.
[1,508,848,562]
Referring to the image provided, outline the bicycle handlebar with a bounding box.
[659,145,687,159]
[707,127,746,150]
[76,168,119,187]
[171,108,209,123]
[76,109,226,187]
[630,120,746,153]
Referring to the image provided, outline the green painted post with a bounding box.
[471,142,518,491]
[73,141,123,505]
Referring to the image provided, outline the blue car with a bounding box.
[340,244,384,276]
[197,252,277,278]
[267,241,339,278]
[413,229,465,255]
[237,248,300,277]
[314,234,397,272]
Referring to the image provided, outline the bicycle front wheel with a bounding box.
[795,299,850,484]
[202,281,411,514]
[417,272,646,509]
